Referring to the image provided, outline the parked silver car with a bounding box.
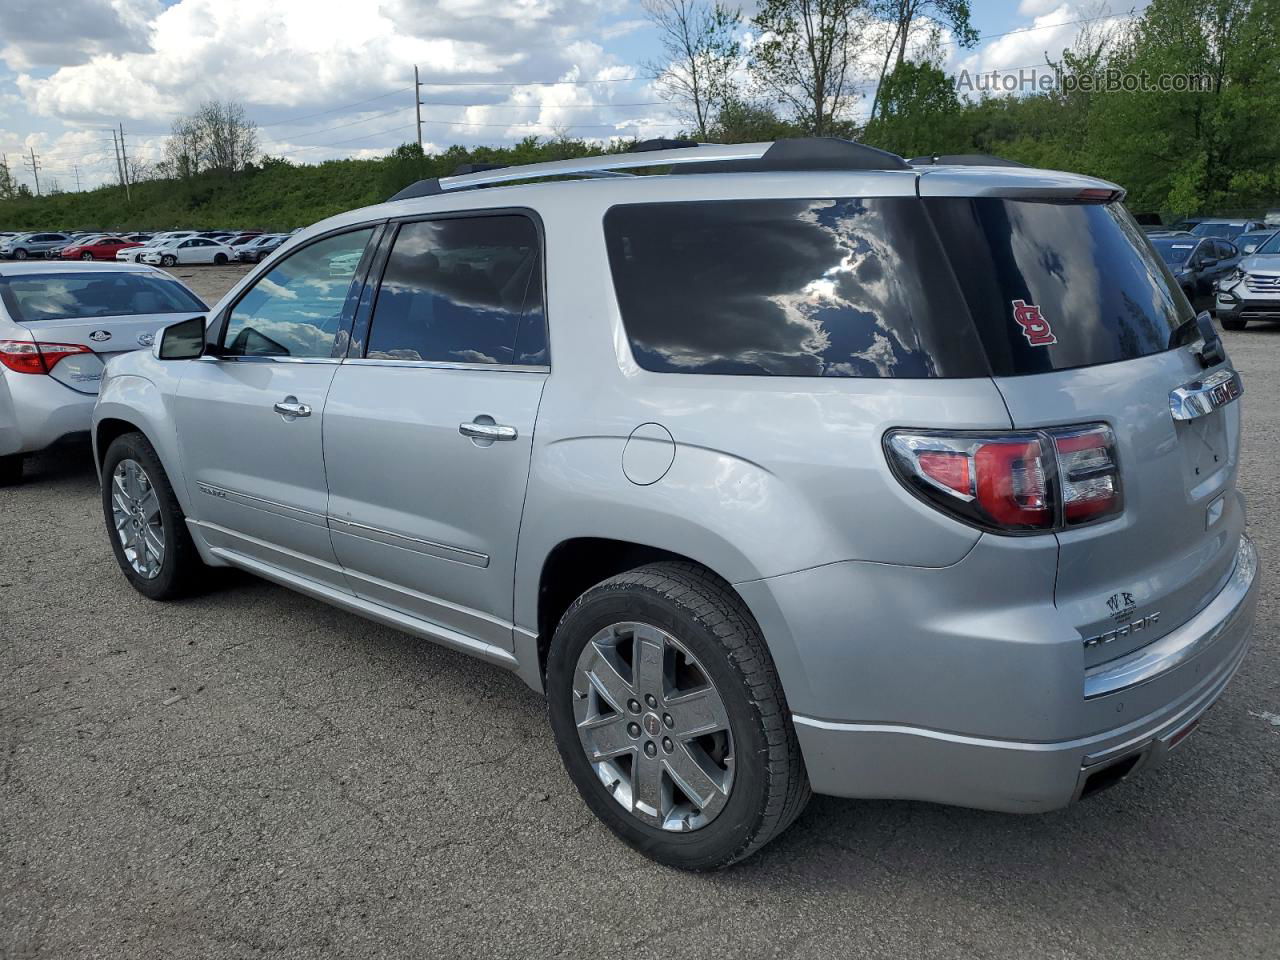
[91,140,1259,869]
[0,261,206,484]
[1,232,71,260]
[1217,231,1280,327]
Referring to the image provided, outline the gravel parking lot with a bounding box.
[2,264,1278,959]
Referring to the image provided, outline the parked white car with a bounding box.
[141,237,235,267]
[116,231,199,263]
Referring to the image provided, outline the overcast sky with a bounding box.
[0,0,1132,192]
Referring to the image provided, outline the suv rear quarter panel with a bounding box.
[510,175,1018,670]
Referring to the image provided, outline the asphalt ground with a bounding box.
[2,262,1278,958]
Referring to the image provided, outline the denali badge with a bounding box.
[1011,300,1057,347]
[1084,612,1160,649]
[89,330,112,342]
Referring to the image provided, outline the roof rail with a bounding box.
[386,138,911,202]
[908,154,1029,168]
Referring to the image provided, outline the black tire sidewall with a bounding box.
[101,434,187,600]
[0,454,22,486]
[547,582,772,870]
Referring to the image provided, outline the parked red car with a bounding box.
[59,236,142,261]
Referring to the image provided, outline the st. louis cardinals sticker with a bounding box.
[1011,299,1057,346]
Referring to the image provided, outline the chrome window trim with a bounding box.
[198,355,343,365]
[343,357,549,374]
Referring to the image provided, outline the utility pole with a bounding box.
[118,123,132,202]
[111,128,129,201]
[414,65,423,152]
[23,147,41,196]
[72,163,82,192]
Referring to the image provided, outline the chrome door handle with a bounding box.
[459,420,517,442]
[273,397,312,419]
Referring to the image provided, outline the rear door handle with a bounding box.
[459,419,517,442]
[274,397,312,420]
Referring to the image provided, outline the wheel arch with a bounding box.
[520,536,771,695]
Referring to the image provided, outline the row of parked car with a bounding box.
[0,229,292,266]
[1141,218,1280,328]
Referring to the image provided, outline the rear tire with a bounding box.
[1222,318,1247,331]
[214,253,228,265]
[0,454,23,486]
[101,432,201,600]
[546,561,811,871]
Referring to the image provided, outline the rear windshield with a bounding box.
[605,197,1191,379]
[1191,222,1244,238]
[923,198,1193,376]
[0,272,206,323]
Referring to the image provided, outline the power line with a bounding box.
[419,75,652,87]
[257,87,416,128]
[940,10,1133,47]
[418,99,667,109]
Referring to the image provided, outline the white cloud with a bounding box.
[0,0,162,70]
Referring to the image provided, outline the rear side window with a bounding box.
[0,272,205,323]
[924,198,1193,376]
[366,214,547,366]
[603,198,984,378]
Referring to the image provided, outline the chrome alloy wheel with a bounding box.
[110,458,165,579]
[573,622,734,832]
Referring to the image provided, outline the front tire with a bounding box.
[546,561,810,870]
[1222,318,1247,331]
[101,432,201,600]
[13,249,27,260]
[81,252,94,260]
[161,254,177,267]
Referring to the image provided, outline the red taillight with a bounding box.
[0,339,92,375]
[885,424,1120,534]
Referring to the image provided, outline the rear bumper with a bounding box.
[741,534,1258,813]
[0,371,97,457]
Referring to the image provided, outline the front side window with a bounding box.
[222,228,373,358]
[365,214,546,366]
[604,198,982,378]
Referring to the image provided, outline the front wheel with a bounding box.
[161,254,177,267]
[101,432,201,600]
[13,249,27,260]
[546,561,810,871]
[1222,318,1247,331]
[81,252,94,260]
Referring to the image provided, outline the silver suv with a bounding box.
[92,139,1260,870]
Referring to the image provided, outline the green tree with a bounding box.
[643,0,743,139]
[750,0,868,135]
[868,0,978,122]
[863,59,962,156]
[1087,0,1280,213]
[707,97,803,141]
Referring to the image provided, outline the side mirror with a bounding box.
[158,316,208,360]
[1198,256,1219,269]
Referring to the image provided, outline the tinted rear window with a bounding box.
[924,198,1193,376]
[0,272,206,323]
[604,198,985,378]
